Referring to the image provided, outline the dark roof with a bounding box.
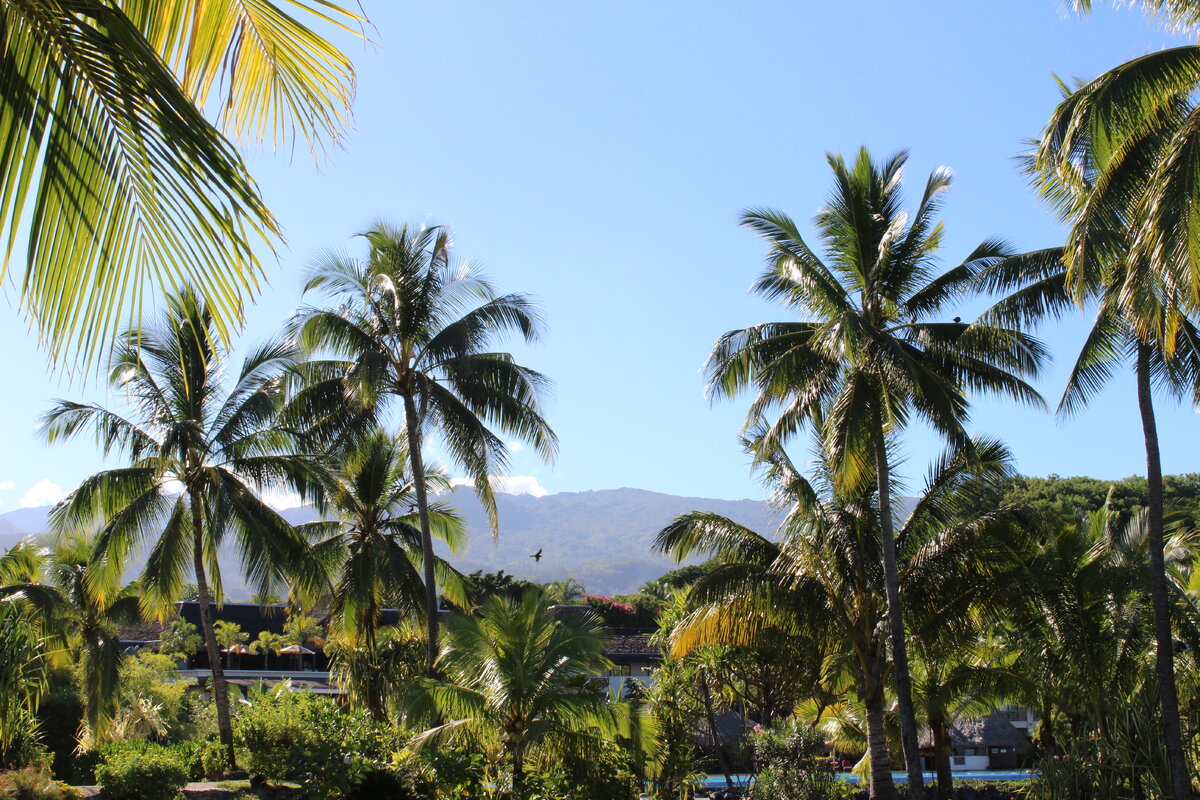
[117,618,166,645]
[919,711,1032,750]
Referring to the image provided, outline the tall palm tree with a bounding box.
[302,427,469,652]
[0,1,363,366]
[707,148,1046,796]
[40,287,319,766]
[406,590,617,799]
[987,108,1200,795]
[656,432,1023,800]
[293,221,558,675]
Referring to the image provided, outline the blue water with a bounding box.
[702,770,1035,788]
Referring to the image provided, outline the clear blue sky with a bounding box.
[1,0,1198,510]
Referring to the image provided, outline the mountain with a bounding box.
[0,487,782,596]
[0,487,917,597]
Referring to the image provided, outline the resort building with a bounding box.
[918,710,1033,771]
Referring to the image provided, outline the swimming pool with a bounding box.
[701,770,1035,788]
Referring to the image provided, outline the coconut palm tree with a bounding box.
[39,287,320,766]
[43,534,143,743]
[302,427,469,653]
[707,148,1046,796]
[251,630,285,671]
[0,1,362,366]
[292,221,558,675]
[406,590,616,799]
[656,432,1024,800]
[987,108,1200,794]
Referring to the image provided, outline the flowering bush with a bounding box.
[583,595,658,627]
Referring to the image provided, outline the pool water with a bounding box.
[702,770,1034,788]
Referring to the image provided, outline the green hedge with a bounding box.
[93,749,187,800]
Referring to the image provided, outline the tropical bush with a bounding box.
[93,747,188,800]
[748,719,851,800]
[234,689,405,800]
[0,768,81,800]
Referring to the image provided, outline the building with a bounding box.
[918,710,1033,771]
[123,601,661,697]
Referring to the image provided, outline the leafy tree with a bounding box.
[998,474,1200,526]
[158,619,202,660]
[407,590,616,799]
[293,222,558,675]
[463,569,538,603]
[707,148,1045,797]
[41,288,320,766]
[0,1,362,366]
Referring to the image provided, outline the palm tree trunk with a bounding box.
[403,394,440,678]
[512,745,525,800]
[1136,342,1192,800]
[931,713,953,800]
[873,406,926,800]
[699,667,734,790]
[863,663,898,800]
[190,490,235,768]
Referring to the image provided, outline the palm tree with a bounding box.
[302,427,469,653]
[406,590,616,799]
[0,540,51,768]
[43,533,143,744]
[292,221,558,675]
[987,106,1200,795]
[40,287,320,766]
[707,148,1046,796]
[0,1,362,366]
[656,432,1023,800]
[251,631,285,671]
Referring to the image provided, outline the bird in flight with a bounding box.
[530,548,543,562]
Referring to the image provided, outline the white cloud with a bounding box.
[450,475,548,498]
[21,479,66,508]
[506,441,525,454]
[0,481,13,491]
[259,487,307,511]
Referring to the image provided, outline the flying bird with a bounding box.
[530,548,543,562]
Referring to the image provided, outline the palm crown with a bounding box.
[302,427,469,651]
[293,221,558,675]
[709,149,1045,488]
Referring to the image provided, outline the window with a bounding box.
[952,756,966,766]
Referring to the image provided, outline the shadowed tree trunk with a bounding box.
[863,661,898,800]
[1136,342,1192,800]
[931,713,954,800]
[699,667,734,790]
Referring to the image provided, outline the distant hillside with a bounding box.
[0,487,787,596]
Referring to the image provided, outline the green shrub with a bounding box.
[748,719,852,800]
[94,748,187,800]
[0,768,81,800]
[233,690,403,800]
[197,738,231,779]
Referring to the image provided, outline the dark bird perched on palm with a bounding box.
[530,549,543,563]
